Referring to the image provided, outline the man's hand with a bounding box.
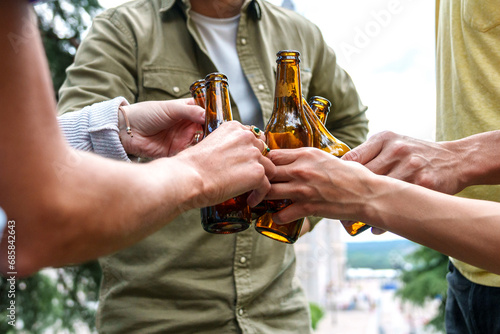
[342,131,467,195]
[174,121,276,209]
[265,147,376,225]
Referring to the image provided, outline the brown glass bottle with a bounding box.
[254,50,312,244]
[303,97,351,157]
[309,96,331,124]
[200,73,251,234]
[306,96,371,236]
[189,79,206,108]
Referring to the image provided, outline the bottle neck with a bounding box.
[310,103,329,124]
[272,60,303,118]
[205,81,232,136]
[191,87,206,108]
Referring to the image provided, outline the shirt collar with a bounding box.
[159,0,261,20]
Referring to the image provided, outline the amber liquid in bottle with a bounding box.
[309,95,330,124]
[200,73,251,234]
[307,96,371,236]
[303,97,351,157]
[254,50,312,244]
[189,79,206,108]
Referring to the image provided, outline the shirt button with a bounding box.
[238,308,244,316]
[241,38,247,45]
[239,256,247,264]
[257,84,265,91]
[172,86,180,93]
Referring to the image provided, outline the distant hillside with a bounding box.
[347,240,419,269]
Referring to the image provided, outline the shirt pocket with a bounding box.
[141,68,202,101]
[462,0,500,32]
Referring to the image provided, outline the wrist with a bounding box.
[443,136,485,190]
[151,155,206,214]
[118,105,134,154]
[361,173,401,229]
[449,131,500,187]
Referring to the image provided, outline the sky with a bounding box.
[98,0,437,243]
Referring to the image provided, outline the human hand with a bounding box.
[265,147,377,225]
[174,121,275,209]
[118,98,204,158]
[342,131,466,195]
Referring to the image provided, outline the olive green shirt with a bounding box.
[58,0,368,333]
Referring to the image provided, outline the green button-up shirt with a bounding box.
[58,0,368,333]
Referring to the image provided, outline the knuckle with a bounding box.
[407,155,425,170]
[391,140,411,157]
[300,202,317,217]
[377,130,396,141]
[296,184,314,199]
[415,173,436,190]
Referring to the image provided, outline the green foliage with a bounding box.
[35,0,102,96]
[1,272,61,333]
[397,246,449,333]
[309,302,325,330]
[0,261,101,333]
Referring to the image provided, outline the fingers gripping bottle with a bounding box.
[254,50,312,244]
[200,73,252,234]
[306,96,371,236]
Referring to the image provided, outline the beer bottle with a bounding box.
[309,95,330,124]
[254,50,312,244]
[303,97,351,157]
[305,96,371,236]
[200,73,252,234]
[189,79,206,108]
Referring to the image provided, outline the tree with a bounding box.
[397,246,449,333]
[36,0,102,96]
[1,262,101,333]
[1,1,103,332]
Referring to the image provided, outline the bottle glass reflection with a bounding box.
[254,50,312,244]
[200,73,252,234]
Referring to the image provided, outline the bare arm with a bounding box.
[266,148,500,275]
[342,130,500,194]
[0,1,272,276]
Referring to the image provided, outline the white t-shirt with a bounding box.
[190,11,263,128]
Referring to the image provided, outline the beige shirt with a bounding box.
[58,0,368,332]
[436,0,500,286]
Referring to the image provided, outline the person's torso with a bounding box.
[436,0,500,286]
[91,0,331,332]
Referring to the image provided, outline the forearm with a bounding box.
[13,151,202,275]
[366,175,500,274]
[445,130,500,188]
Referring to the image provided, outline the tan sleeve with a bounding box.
[58,10,138,115]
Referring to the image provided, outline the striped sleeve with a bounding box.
[57,97,131,162]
